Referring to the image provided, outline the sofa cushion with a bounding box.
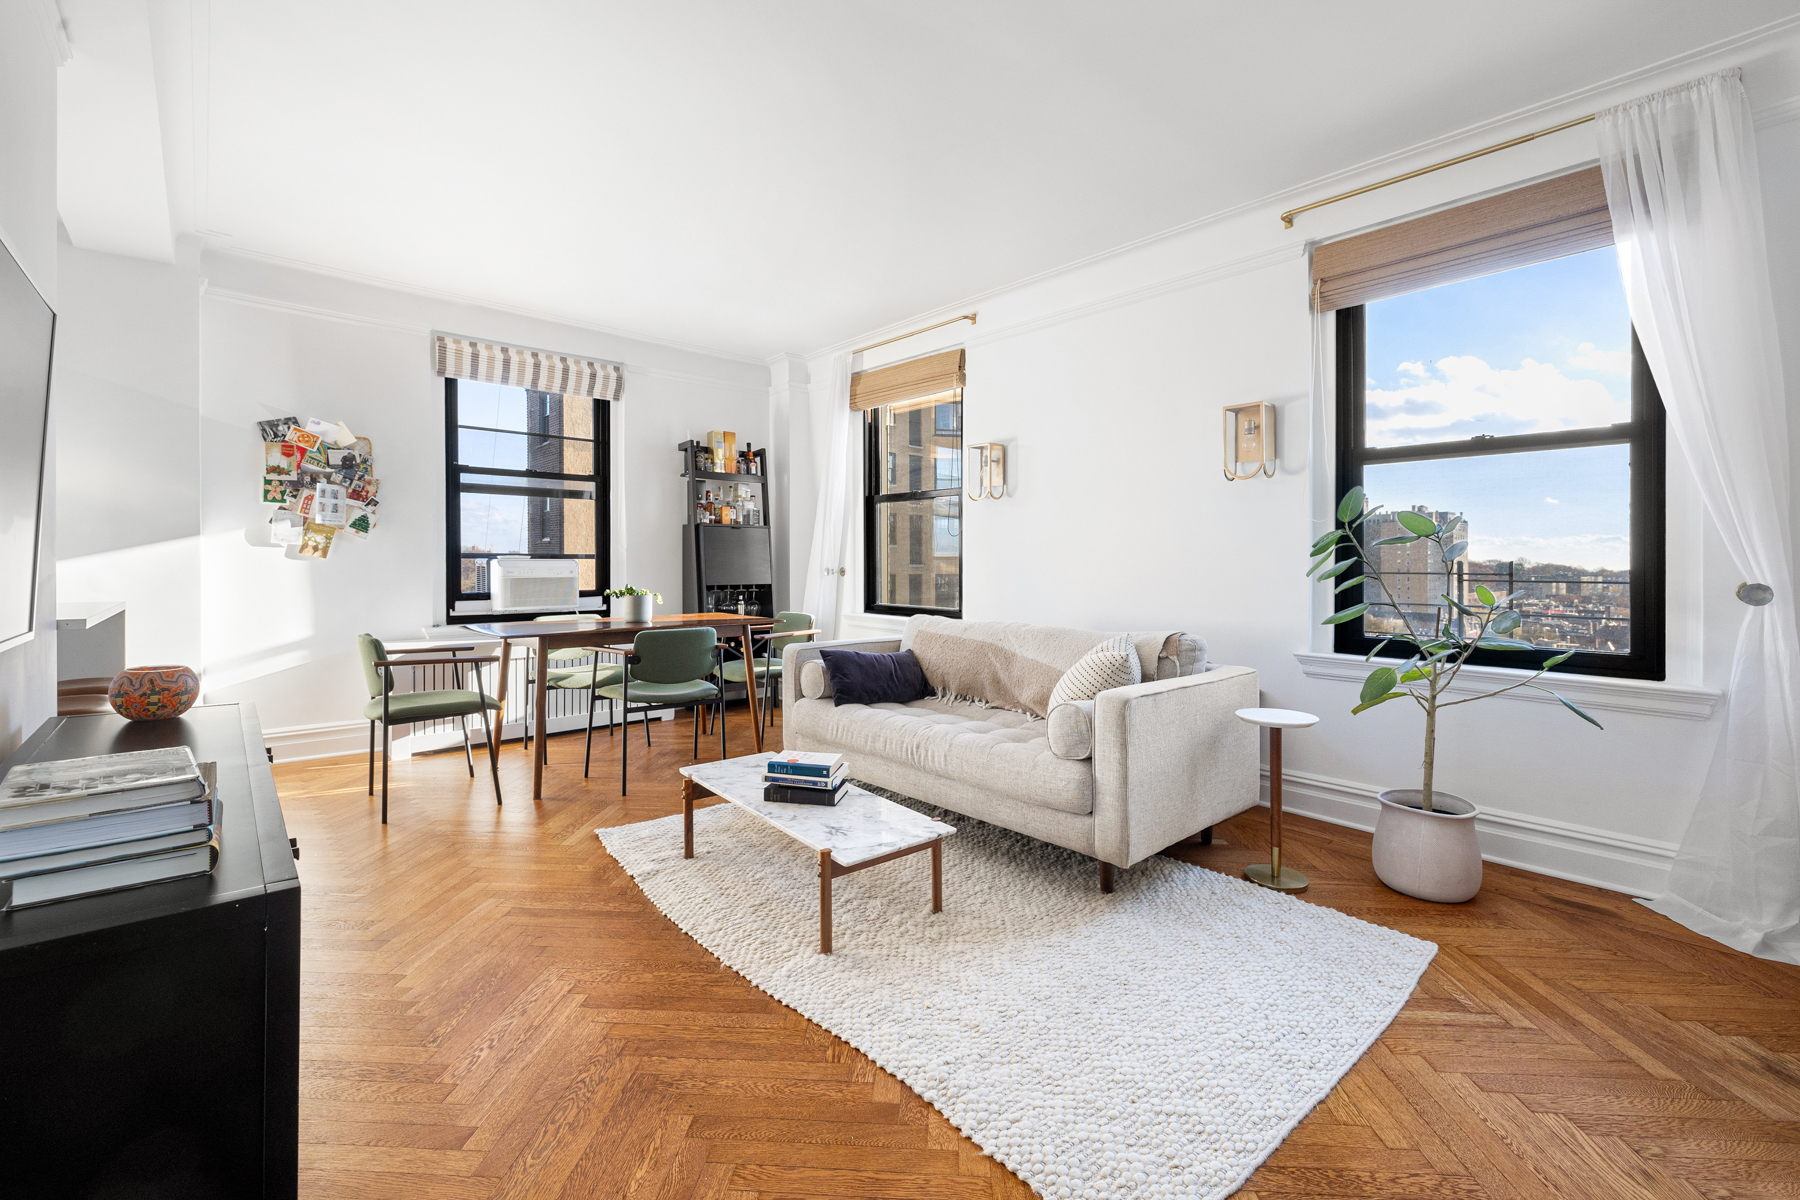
[1046,699,1096,760]
[819,648,933,707]
[1048,635,1141,711]
[793,695,1093,816]
[799,659,830,699]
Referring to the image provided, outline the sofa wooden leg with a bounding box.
[1099,861,1114,893]
[1200,825,1214,846]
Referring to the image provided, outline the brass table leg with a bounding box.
[1245,726,1309,893]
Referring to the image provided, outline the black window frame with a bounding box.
[1333,301,1666,681]
[443,377,610,624]
[863,401,962,619]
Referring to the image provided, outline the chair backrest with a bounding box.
[631,627,717,684]
[357,633,393,698]
[769,611,813,659]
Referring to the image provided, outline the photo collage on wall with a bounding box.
[258,416,380,560]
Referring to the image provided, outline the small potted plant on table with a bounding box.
[1311,486,1603,903]
[605,586,662,623]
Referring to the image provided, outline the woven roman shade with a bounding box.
[432,333,624,401]
[1311,167,1612,312]
[849,348,965,412]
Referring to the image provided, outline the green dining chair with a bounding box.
[594,626,722,794]
[359,633,504,824]
[716,611,815,743]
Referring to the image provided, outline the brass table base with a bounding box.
[1244,862,1310,893]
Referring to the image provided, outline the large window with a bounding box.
[445,379,608,616]
[865,394,962,616]
[1334,246,1665,679]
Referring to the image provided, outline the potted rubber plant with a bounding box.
[605,586,662,623]
[1311,486,1603,903]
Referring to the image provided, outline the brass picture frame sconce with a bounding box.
[1223,401,1276,481]
[966,442,1005,500]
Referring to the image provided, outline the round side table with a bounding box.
[1235,707,1320,893]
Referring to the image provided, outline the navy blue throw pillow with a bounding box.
[819,648,934,707]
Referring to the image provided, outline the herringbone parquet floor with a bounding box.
[276,705,1800,1199]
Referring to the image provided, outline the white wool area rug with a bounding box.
[598,791,1436,1200]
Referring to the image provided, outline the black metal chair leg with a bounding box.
[476,662,501,805]
[620,676,629,796]
[583,677,598,779]
[645,708,651,746]
[368,720,376,796]
[462,721,475,777]
[692,702,700,759]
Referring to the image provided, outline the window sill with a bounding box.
[1292,651,1722,722]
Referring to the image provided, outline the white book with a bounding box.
[0,837,220,911]
[1,746,204,816]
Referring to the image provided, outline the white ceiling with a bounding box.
[52,1,1800,360]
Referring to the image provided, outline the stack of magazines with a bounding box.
[763,752,847,806]
[0,746,221,911]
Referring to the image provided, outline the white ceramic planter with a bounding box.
[1371,789,1483,903]
[612,594,657,623]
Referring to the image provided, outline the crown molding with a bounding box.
[31,0,71,67]
[808,15,1800,361]
[204,286,768,394]
[201,243,766,367]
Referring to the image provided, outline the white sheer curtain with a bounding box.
[801,352,856,638]
[1598,69,1800,962]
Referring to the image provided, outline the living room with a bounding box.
[5,2,1800,1197]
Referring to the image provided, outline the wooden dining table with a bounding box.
[466,613,779,800]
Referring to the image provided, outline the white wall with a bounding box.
[55,237,202,670]
[51,246,769,759]
[788,38,1800,898]
[0,4,60,757]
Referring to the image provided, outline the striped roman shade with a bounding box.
[849,348,965,412]
[432,333,625,401]
[1311,167,1612,312]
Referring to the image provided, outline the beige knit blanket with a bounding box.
[906,617,1191,718]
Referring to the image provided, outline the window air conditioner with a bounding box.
[490,556,579,613]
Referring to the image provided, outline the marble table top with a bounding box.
[681,753,956,867]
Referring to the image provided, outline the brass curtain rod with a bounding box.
[1280,113,1597,229]
[854,313,977,356]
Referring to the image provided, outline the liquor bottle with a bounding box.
[695,492,706,525]
[704,490,716,523]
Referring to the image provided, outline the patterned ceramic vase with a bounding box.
[108,665,201,721]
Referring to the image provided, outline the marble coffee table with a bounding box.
[678,754,956,954]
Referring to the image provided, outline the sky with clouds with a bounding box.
[1360,247,1635,572]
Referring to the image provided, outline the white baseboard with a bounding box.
[1263,766,1676,899]
[263,710,673,764]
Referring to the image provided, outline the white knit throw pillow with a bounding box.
[1048,634,1141,711]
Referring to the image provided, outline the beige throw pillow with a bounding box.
[1047,634,1141,712]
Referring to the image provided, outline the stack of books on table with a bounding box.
[763,752,847,806]
[0,746,221,911]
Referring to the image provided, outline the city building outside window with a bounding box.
[444,379,608,618]
[865,392,961,617]
[1334,245,1665,680]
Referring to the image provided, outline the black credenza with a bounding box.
[0,704,300,1199]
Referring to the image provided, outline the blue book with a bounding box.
[765,752,843,779]
[761,768,845,790]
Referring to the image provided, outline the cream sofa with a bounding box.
[780,616,1260,889]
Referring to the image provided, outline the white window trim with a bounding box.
[1293,651,1720,721]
